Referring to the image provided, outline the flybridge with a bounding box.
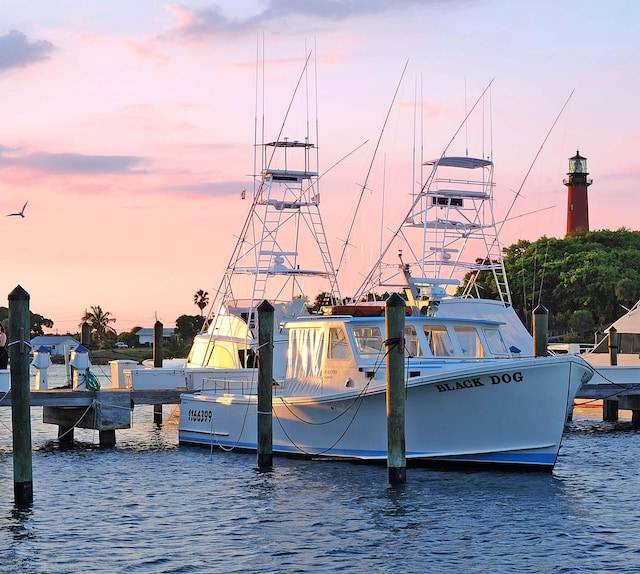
[263,169,318,183]
[263,139,317,182]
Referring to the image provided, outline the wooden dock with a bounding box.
[0,388,192,446]
[575,383,640,423]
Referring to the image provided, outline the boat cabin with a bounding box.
[283,315,512,395]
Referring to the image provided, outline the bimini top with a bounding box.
[424,156,492,169]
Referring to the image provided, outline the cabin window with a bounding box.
[423,325,454,356]
[288,328,325,378]
[404,325,421,357]
[328,327,351,360]
[619,333,640,354]
[483,328,509,357]
[352,326,383,357]
[454,326,485,358]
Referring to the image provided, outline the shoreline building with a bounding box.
[564,150,593,235]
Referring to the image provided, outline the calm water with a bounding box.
[1,365,640,573]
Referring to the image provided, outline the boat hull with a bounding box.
[179,355,592,470]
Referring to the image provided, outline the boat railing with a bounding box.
[196,376,286,396]
[198,377,258,394]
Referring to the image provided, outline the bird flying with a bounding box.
[7,201,28,218]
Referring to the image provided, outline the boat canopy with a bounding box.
[424,156,493,169]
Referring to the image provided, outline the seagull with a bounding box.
[7,201,28,218]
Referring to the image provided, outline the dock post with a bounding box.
[257,300,274,470]
[603,327,619,420]
[9,285,33,507]
[533,304,549,357]
[603,399,619,422]
[152,320,163,423]
[81,321,91,347]
[153,404,163,425]
[58,425,75,446]
[99,430,116,448]
[385,293,406,486]
[608,327,618,366]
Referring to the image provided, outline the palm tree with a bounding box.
[80,305,117,348]
[194,289,209,316]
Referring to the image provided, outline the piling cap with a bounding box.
[74,344,89,353]
[8,285,30,301]
[35,345,51,353]
[386,293,407,308]
[533,304,548,315]
[258,300,275,312]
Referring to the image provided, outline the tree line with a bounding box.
[4,230,637,354]
[472,228,640,342]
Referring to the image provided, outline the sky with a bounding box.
[1,0,638,335]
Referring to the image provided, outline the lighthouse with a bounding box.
[564,150,593,235]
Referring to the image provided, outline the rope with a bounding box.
[273,386,371,457]
[277,377,374,426]
[85,369,101,391]
[56,399,98,441]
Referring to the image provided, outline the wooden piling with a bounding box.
[533,304,549,357]
[608,327,618,366]
[257,300,274,469]
[385,293,406,485]
[9,285,33,507]
[153,404,163,425]
[81,321,91,347]
[152,320,164,423]
[603,398,619,422]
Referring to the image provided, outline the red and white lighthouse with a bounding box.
[564,150,593,235]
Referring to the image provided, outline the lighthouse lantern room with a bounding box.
[564,150,593,235]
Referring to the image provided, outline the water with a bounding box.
[2,366,640,573]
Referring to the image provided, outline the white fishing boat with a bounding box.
[178,102,594,469]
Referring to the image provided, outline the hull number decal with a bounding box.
[187,409,213,422]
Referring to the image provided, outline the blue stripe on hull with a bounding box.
[178,432,556,468]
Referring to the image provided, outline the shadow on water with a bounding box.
[6,507,33,541]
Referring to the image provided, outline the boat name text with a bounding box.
[436,371,523,393]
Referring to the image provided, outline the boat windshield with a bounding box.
[423,325,455,357]
[328,327,351,360]
[352,326,383,357]
[454,326,485,358]
[483,327,510,357]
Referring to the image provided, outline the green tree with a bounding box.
[175,314,205,342]
[0,307,54,338]
[502,229,640,338]
[163,333,190,359]
[118,327,141,348]
[615,277,638,309]
[194,290,209,316]
[81,306,117,348]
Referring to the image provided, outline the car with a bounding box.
[114,342,128,349]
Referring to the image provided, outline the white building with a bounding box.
[135,327,175,346]
[30,335,80,357]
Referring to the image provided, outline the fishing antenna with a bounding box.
[352,79,495,301]
[498,89,575,236]
[336,59,409,278]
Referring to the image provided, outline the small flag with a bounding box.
[241,189,246,200]
[311,193,319,203]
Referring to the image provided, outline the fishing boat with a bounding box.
[178,113,594,469]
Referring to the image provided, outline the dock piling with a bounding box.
[385,293,406,485]
[608,327,618,366]
[257,300,274,470]
[533,304,549,357]
[9,285,33,507]
[152,320,164,423]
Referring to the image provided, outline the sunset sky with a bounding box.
[1,0,638,335]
